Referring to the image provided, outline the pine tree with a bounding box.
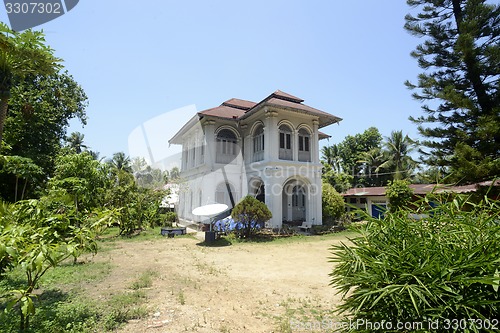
[405,0,500,183]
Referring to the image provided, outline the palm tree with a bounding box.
[0,23,61,150]
[321,144,342,173]
[378,131,418,180]
[109,152,132,173]
[358,147,384,176]
[169,166,180,180]
[87,150,105,162]
[65,132,88,154]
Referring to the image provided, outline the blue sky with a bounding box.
[1,1,424,160]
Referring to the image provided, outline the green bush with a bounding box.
[330,195,500,332]
[165,211,177,223]
[386,179,413,211]
[322,182,345,224]
[231,196,272,238]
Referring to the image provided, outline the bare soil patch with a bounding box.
[87,233,350,332]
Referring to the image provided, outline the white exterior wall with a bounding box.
[346,195,388,218]
[176,108,327,228]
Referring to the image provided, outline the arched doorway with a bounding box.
[249,177,265,203]
[282,178,308,222]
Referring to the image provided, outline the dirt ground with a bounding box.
[87,232,349,333]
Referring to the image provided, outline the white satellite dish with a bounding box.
[192,203,229,217]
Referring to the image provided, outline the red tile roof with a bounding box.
[318,131,330,140]
[271,90,304,103]
[221,98,257,110]
[196,90,341,128]
[198,105,246,119]
[172,90,342,143]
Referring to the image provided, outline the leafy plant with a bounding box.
[322,182,345,224]
[330,195,500,332]
[231,195,272,238]
[385,179,413,211]
[0,199,115,331]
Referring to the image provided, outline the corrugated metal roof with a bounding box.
[343,183,486,196]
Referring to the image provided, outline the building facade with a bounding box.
[169,90,342,228]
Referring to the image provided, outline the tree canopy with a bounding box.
[0,23,62,150]
[405,0,500,183]
[321,128,417,189]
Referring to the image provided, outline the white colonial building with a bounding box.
[169,90,341,228]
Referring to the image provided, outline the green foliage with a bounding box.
[322,182,345,223]
[322,164,353,193]
[49,152,110,213]
[165,211,177,223]
[405,0,500,183]
[64,132,88,154]
[378,131,417,180]
[386,179,414,211]
[330,195,500,332]
[106,152,132,173]
[0,155,43,202]
[0,23,62,150]
[0,72,88,201]
[321,128,418,188]
[105,169,168,235]
[0,199,114,331]
[450,142,500,185]
[231,195,272,238]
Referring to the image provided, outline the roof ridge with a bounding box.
[221,98,256,111]
[271,90,304,103]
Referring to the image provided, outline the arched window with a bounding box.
[279,124,293,160]
[298,128,311,162]
[253,125,264,162]
[216,129,238,164]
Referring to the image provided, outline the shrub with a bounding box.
[386,179,413,211]
[322,182,345,224]
[165,212,177,223]
[330,195,500,332]
[231,196,272,238]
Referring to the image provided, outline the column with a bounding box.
[313,168,323,225]
[264,168,282,228]
[312,119,320,163]
[204,120,216,169]
[292,129,298,162]
[264,110,278,162]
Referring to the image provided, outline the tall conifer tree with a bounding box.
[405,0,499,183]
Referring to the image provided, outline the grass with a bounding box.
[130,269,157,289]
[0,228,163,333]
[222,229,357,246]
[0,225,352,332]
[270,296,339,333]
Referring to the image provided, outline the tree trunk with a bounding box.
[0,94,9,150]
[451,0,492,115]
[14,175,19,202]
[21,178,28,200]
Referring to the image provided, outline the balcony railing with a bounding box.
[279,148,293,160]
[298,151,311,162]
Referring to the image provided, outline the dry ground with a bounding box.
[85,232,351,333]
